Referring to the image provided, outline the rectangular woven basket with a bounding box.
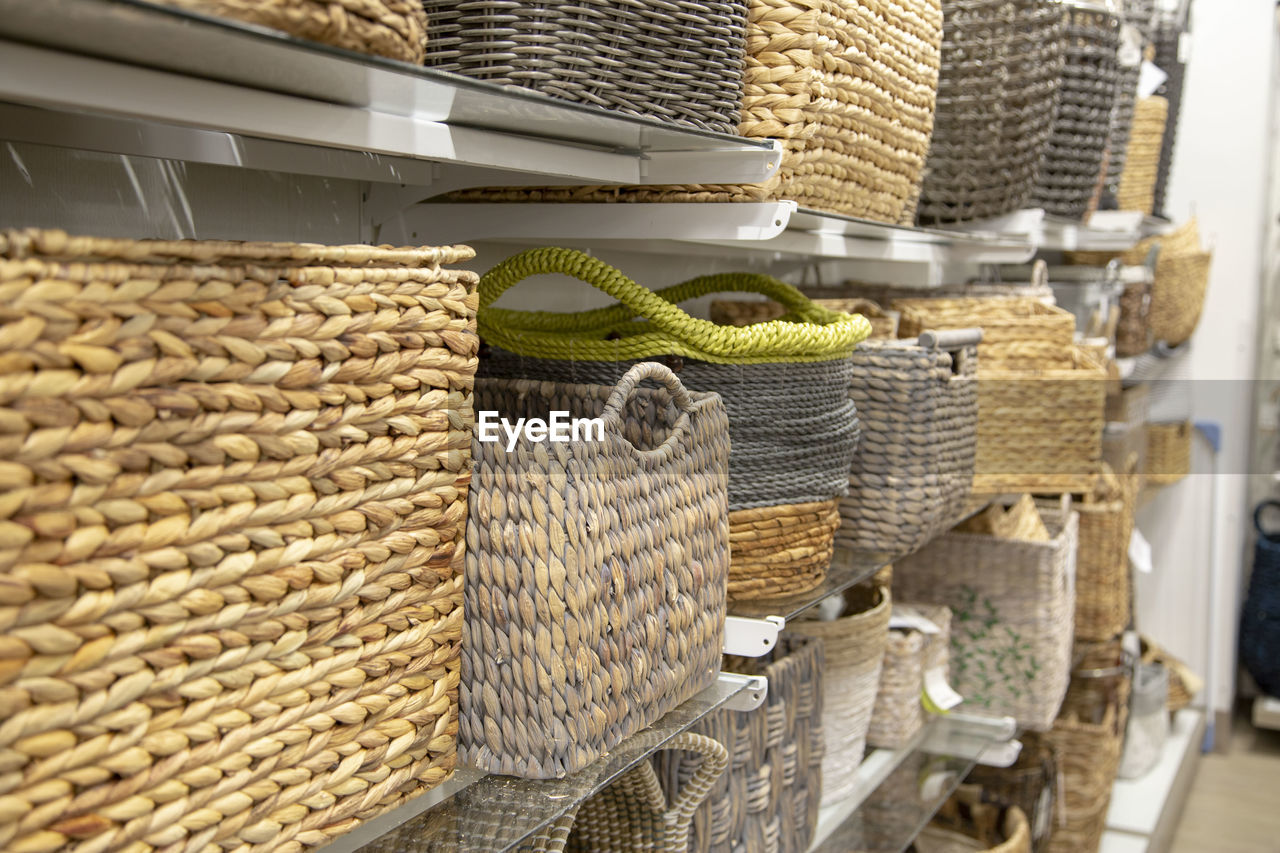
[1144,420,1192,486]
[0,228,479,853]
[1074,465,1137,642]
[893,297,1077,368]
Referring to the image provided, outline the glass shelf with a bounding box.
[728,546,894,622]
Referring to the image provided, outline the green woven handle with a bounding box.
[478,247,871,364]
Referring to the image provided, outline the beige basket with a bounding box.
[1074,463,1138,642]
[867,604,952,750]
[1144,420,1192,486]
[1115,97,1169,215]
[893,298,1077,369]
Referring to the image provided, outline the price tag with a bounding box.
[924,666,963,711]
[1130,527,1154,574]
[1138,61,1168,99]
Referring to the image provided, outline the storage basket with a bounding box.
[158,0,430,62]
[894,497,1078,731]
[421,0,747,132]
[711,297,899,340]
[452,0,945,224]
[476,248,870,600]
[665,636,825,853]
[1152,15,1188,217]
[463,362,731,778]
[1074,462,1137,642]
[566,732,731,853]
[1115,97,1169,214]
[787,583,892,806]
[836,329,981,556]
[1241,501,1280,698]
[868,604,952,750]
[1144,420,1191,486]
[893,298,1076,369]
[1031,3,1122,219]
[916,0,1067,224]
[966,734,1058,853]
[916,793,1031,853]
[0,228,480,853]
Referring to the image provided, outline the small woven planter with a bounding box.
[665,636,825,853]
[867,604,952,750]
[894,498,1078,731]
[1144,420,1191,486]
[916,0,1067,224]
[1032,3,1122,219]
[967,734,1058,853]
[787,584,892,807]
[421,0,747,132]
[711,297,899,339]
[1115,97,1169,214]
[463,362,731,778]
[158,0,429,62]
[1074,463,1138,642]
[836,329,981,556]
[918,794,1032,853]
[0,229,479,853]
[1242,501,1280,697]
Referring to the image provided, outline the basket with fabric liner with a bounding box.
[421,0,748,132]
[867,603,951,750]
[475,247,870,600]
[463,362,731,778]
[1144,420,1191,486]
[0,228,479,853]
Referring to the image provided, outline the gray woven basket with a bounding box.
[1152,13,1188,217]
[836,329,980,556]
[422,0,747,132]
[461,363,731,778]
[917,0,1068,224]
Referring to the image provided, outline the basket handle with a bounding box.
[601,362,700,461]
[659,731,730,827]
[917,328,984,350]
[1254,500,1280,540]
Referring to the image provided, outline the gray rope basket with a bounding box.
[461,363,731,779]
[422,0,747,132]
[917,0,1068,224]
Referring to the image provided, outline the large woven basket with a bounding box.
[894,498,1078,731]
[787,584,892,807]
[836,329,980,556]
[711,297,899,340]
[421,0,747,132]
[1031,3,1122,219]
[0,228,479,853]
[1074,462,1137,642]
[463,363,730,778]
[664,636,824,853]
[476,249,870,599]
[157,0,429,62]
[1144,420,1191,487]
[916,0,1067,224]
[917,793,1031,853]
[966,734,1058,853]
[1115,96,1169,214]
[867,604,951,750]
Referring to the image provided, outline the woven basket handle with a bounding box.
[601,362,699,461]
[917,328,983,350]
[1254,500,1280,540]
[658,731,730,827]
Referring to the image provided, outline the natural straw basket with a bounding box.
[867,604,952,750]
[966,734,1058,853]
[0,228,479,853]
[916,0,1068,224]
[157,0,430,62]
[893,298,1076,369]
[421,0,748,132]
[667,636,825,853]
[1074,461,1138,642]
[918,792,1032,853]
[711,297,899,340]
[1144,420,1191,486]
[463,363,731,778]
[894,497,1078,731]
[1140,636,1200,712]
[787,583,892,807]
[1115,97,1169,214]
[836,329,981,556]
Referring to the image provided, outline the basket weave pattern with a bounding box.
[1151,17,1186,217]
[867,604,951,749]
[0,228,479,853]
[1115,97,1169,214]
[1144,420,1191,486]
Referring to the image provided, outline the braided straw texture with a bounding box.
[462,363,730,778]
[157,0,429,62]
[567,731,731,853]
[661,636,824,853]
[921,797,1031,853]
[1115,97,1169,214]
[967,734,1058,853]
[786,583,891,807]
[0,228,479,853]
[1032,6,1122,219]
[421,0,747,132]
[1143,420,1191,486]
[727,500,840,600]
[1074,464,1136,642]
[893,500,1077,732]
[867,603,951,749]
[835,336,978,555]
[893,298,1076,369]
[917,0,1067,224]
[451,0,944,225]
[710,297,899,340]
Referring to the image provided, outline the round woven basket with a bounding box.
[916,796,1032,853]
[710,297,899,340]
[1144,420,1192,486]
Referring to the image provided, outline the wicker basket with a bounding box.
[787,584,892,806]
[158,0,429,62]
[1032,3,1122,219]
[868,604,952,750]
[1144,420,1192,486]
[1152,15,1188,217]
[1115,97,1169,214]
[476,249,871,600]
[421,0,747,132]
[0,229,479,853]
[836,329,981,556]
[464,363,730,778]
[665,636,824,853]
[916,794,1031,853]
[711,297,899,340]
[966,734,1058,853]
[916,0,1067,224]
[893,298,1076,369]
[1139,636,1200,712]
[894,497,1078,731]
[1074,462,1138,642]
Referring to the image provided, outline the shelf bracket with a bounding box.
[723,615,785,657]
[719,672,769,712]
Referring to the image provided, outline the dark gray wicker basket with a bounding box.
[917,0,1068,224]
[422,0,747,132]
[1152,12,1188,217]
[1032,3,1123,219]
[1102,0,1159,200]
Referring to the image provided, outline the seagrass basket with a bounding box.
[421,0,748,131]
[893,298,1076,369]
[157,0,429,62]
[787,584,892,807]
[0,228,480,853]
[1144,420,1192,486]
[711,297,899,340]
[966,734,1058,853]
[836,329,980,556]
[1115,97,1169,214]
[463,363,731,778]
[915,792,1031,853]
[867,604,952,750]
[916,0,1067,224]
[1031,3,1122,219]
[894,498,1078,732]
[1074,461,1137,642]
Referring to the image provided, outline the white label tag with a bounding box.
[1130,527,1154,574]
[1138,61,1169,99]
[919,769,955,801]
[924,666,963,711]
[1119,24,1143,68]
[1178,32,1192,64]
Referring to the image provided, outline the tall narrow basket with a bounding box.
[1074,462,1138,642]
[867,604,952,750]
[1115,97,1169,214]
